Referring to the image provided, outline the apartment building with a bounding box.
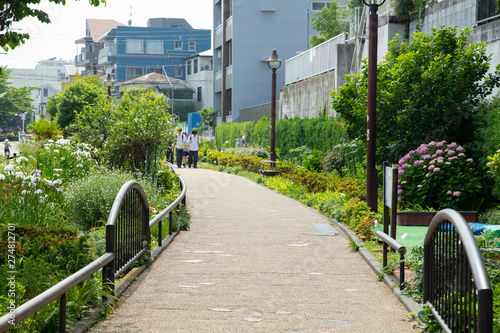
[185,50,213,111]
[75,19,126,76]
[97,19,211,84]
[213,0,323,122]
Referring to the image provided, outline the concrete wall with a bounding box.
[280,70,336,119]
[415,0,476,34]
[473,19,500,97]
[239,101,280,122]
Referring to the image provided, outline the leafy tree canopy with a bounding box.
[47,74,105,130]
[0,68,34,127]
[0,0,105,52]
[310,1,350,47]
[331,26,500,164]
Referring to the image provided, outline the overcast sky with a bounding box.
[0,0,213,69]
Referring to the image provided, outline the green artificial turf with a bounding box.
[375,223,428,248]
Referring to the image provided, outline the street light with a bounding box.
[363,0,385,212]
[104,73,114,97]
[267,49,281,162]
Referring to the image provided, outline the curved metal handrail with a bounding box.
[425,209,491,292]
[424,208,493,333]
[0,253,114,331]
[0,164,187,333]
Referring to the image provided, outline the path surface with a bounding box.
[91,168,416,332]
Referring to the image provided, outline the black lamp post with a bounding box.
[363,0,385,212]
[267,49,281,162]
[104,73,114,97]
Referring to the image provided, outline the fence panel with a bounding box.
[423,209,492,332]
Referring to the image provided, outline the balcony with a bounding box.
[98,45,117,65]
[225,66,232,90]
[215,24,223,49]
[75,50,98,67]
[225,16,233,42]
[214,70,222,93]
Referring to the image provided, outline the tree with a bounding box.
[0,0,105,52]
[47,75,105,130]
[310,1,350,47]
[331,26,500,164]
[102,88,176,175]
[0,69,34,128]
[197,106,216,132]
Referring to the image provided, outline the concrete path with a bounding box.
[91,168,415,332]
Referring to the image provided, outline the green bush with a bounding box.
[343,198,377,234]
[215,116,347,160]
[63,167,173,230]
[31,118,63,141]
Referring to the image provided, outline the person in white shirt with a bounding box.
[175,128,186,167]
[187,129,200,168]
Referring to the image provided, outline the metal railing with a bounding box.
[0,163,187,332]
[376,231,406,289]
[423,209,493,333]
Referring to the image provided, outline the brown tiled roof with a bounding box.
[86,19,126,42]
[121,73,192,89]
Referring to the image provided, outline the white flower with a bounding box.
[4,164,15,171]
[0,174,5,180]
[54,179,62,185]
[15,172,25,179]
[76,163,83,168]
[54,149,59,153]
[15,156,28,163]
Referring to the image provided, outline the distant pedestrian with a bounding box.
[175,128,186,168]
[187,129,200,168]
[182,132,189,167]
[4,139,10,156]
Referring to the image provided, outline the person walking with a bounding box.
[4,139,10,156]
[187,129,200,168]
[181,132,189,167]
[175,128,186,168]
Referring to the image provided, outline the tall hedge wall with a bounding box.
[215,116,347,154]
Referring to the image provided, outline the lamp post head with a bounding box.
[267,49,281,70]
[104,73,114,87]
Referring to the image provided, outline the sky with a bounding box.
[0,0,213,69]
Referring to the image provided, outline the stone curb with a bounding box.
[69,231,180,333]
[331,218,423,315]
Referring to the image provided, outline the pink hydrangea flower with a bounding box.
[418,146,429,154]
[422,154,432,159]
[456,146,465,152]
[414,160,423,165]
[425,173,431,177]
[417,185,423,188]
[467,158,474,163]
[428,141,436,146]
[447,150,455,155]
[398,169,405,175]
[458,153,465,157]
[453,191,461,197]
[435,141,445,148]
[448,142,458,148]
[401,163,409,169]
[447,190,452,195]
[433,168,441,172]
[428,165,435,170]
[436,150,444,155]
[397,189,403,194]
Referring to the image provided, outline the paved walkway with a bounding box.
[91,168,415,332]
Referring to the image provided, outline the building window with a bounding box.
[146,40,163,54]
[197,87,202,102]
[147,68,163,74]
[189,41,196,51]
[126,67,143,80]
[126,39,144,53]
[175,40,183,50]
[193,59,198,74]
[43,88,48,97]
[187,61,192,75]
[174,67,183,77]
[312,2,329,11]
